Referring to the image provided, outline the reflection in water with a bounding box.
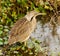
[31,21,60,56]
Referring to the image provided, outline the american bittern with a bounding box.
[8,11,45,45]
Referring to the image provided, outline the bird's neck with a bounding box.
[25,15,33,21]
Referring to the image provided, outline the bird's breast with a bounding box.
[8,17,37,45]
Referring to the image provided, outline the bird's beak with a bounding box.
[34,12,46,18]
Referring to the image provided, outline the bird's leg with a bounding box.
[24,36,30,46]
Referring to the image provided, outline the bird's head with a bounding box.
[25,10,39,21]
[25,10,46,21]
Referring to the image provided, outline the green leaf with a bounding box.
[34,8,40,12]
[0,38,3,41]
[38,5,45,12]
[17,0,21,3]
[0,50,3,55]
[4,41,8,44]
[31,2,35,10]
[0,41,3,45]
[14,51,18,54]
[4,29,9,32]
[0,31,3,35]
[45,1,49,5]
[29,50,33,55]
[3,37,8,41]
[21,46,25,50]
[4,26,8,29]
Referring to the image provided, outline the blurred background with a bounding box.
[0,0,60,56]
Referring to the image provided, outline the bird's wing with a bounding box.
[8,17,36,45]
[9,17,27,36]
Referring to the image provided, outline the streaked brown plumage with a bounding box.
[8,11,45,45]
[8,11,37,45]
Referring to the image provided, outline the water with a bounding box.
[31,21,60,56]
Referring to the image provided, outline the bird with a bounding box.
[8,10,46,45]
